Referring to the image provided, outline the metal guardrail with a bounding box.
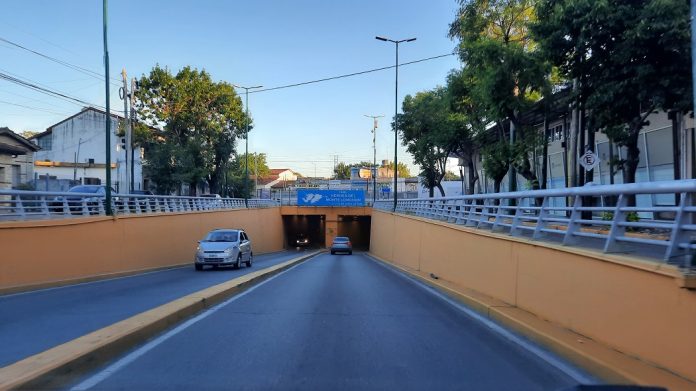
[0,190,279,221]
[374,180,696,268]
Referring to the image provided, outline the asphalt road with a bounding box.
[0,250,308,367]
[69,252,590,391]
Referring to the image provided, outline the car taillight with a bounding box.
[347,242,351,246]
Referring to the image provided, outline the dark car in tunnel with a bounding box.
[294,233,310,248]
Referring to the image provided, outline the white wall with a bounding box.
[33,109,143,191]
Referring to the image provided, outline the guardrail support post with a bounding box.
[532,196,550,240]
[665,192,692,263]
[603,194,628,253]
[563,195,584,246]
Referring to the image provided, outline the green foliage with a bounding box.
[385,161,412,178]
[444,171,460,181]
[135,65,248,195]
[332,161,374,180]
[398,87,454,197]
[449,0,549,190]
[533,0,692,185]
[481,140,512,192]
[232,152,270,179]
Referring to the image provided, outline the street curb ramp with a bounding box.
[0,251,322,390]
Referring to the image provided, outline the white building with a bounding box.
[30,107,144,192]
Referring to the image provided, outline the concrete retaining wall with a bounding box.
[369,209,696,383]
[0,208,284,292]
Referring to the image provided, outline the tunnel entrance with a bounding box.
[337,215,371,251]
[282,215,325,249]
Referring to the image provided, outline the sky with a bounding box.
[0,0,462,177]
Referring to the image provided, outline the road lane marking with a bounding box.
[70,256,313,390]
[367,255,597,385]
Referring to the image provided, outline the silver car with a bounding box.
[194,229,253,271]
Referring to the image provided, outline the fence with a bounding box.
[0,190,279,221]
[374,180,696,268]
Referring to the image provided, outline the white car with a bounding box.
[194,229,252,271]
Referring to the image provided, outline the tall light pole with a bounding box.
[233,84,263,207]
[102,0,113,215]
[376,35,416,211]
[364,114,383,203]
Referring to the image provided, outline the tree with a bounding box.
[533,0,692,189]
[135,65,248,195]
[332,161,376,179]
[19,130,38,139]
[444,171,460,181]
[398,87,454,197]
[450,0,549,191]
[384,161,412,179]
[235,152,270,179]
[446,68,488,194]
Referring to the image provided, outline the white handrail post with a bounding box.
[532,196,550,240]
[665,192,692,263]
[603,194,628,253]
[563,195,584,246]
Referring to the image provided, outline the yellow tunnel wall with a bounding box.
[369,209,696,383]
[0,208,284,292]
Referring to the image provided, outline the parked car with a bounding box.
[51,185,118,214]
[330,236,352,255]
[194,228,252,271]
[294,233,310,247]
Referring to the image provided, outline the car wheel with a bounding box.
[195,263,203,271]
[348,251,352,255]
[246,253,253,267]
[331,251,335,255]
[235,254,243,269]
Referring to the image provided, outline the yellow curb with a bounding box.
[367,252,696,391]
[0,250,322,391]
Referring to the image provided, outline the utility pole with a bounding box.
[120,68,131,193]
[365,114,383,204]
[130,77,137,192]
[73,138,83,182]
[102,0,112,215]
[232,84,263,207]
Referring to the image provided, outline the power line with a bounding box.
[0,70,105,109]
[0,99,70,115]
[0,36,121,86]
[249,53,456,94]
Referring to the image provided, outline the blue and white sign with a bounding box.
[297,189,365,207]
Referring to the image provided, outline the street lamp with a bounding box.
[364,114,383,204]
[375,35,416,211]
[233,84,263,208]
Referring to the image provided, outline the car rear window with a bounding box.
[333,237,349,243]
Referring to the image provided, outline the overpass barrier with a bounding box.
[0,189,278,222]
[0,207,284,293]
[375,180,696,268]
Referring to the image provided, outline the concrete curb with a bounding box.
[366,252,696,391]
[0,250,322,391]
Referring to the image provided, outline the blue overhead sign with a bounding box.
[297,189,365,207]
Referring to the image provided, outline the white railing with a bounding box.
[374,180,696,268]
[0,190,279,221]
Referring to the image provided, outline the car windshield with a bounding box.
[333,237,349,243]
[68,186,100,193]
[203,231,238,242]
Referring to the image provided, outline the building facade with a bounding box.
[0,128,39,190]
[30,107,143,192]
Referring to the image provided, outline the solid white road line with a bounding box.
[70,257,314,390]
[368,255,597,385]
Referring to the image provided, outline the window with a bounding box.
[37,135,52,151]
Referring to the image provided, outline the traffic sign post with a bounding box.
[579,150,600,172]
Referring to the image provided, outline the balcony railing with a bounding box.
[0,190,279,221]
[374,180,696,268]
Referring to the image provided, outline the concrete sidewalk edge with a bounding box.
[0,250,322,391]
[366,252,696,391]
